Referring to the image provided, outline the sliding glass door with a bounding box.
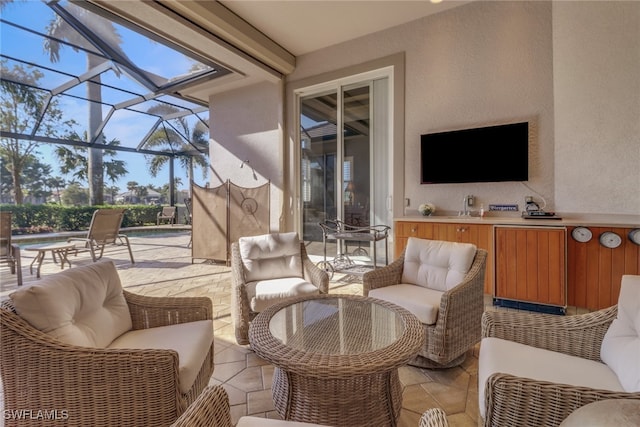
[299,78,389,263]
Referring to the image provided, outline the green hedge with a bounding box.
[0,204,165,232]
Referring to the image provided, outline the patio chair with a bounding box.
[1,261,214,427]
[68,208,135,264]
[0,211,23,286]
[479,274,640,427]
[231,232,329,345]
[158,205,177,225]
[363,237,487,368]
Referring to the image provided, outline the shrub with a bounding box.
[0,204,164,232]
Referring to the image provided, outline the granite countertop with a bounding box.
[395,213,640,228]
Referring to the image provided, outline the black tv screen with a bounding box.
[420,122,529,184]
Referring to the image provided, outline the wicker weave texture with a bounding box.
[231,240,329,345]
[1,292,214,427]
[363,247,488,368]
[249,294,424,427]
[419,408,449,427]
[481,307,640,427]
[170,385,233,427]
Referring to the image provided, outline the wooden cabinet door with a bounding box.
[394,222,436,258]
[495,226,566,307]
[567,226,640,310]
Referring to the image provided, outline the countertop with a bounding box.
[395,213,640,228]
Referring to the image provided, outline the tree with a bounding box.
[144,105,209,193]
[46,176,66,205]
[54,133,128,188]
[105,185,120,205]
[61,182,89,206]
[44,2,123,205]
[21,157,53,203]
[0,61,75,204]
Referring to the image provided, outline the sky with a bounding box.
[1,0,210,194]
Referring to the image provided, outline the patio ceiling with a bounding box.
[0,0,226,158]
[1,0,471,160]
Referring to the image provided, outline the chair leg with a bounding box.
[120,235,135,264]
[10,244,22,286]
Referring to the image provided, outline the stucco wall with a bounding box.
[209,81,285,230]
[553,1,640,214]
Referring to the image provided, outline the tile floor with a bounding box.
[2,231,487,426]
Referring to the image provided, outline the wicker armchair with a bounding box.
[1,287,215,427]
[480,306,640,427]
[231,232,329,345]
[363,238,487,368]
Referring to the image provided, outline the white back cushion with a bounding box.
[239,232,303,282]
[401,237,476,291]
[10,261,132,348]
[601,274,640,392]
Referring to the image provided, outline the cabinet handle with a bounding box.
[457,227,467,233]
[411,227,417,233]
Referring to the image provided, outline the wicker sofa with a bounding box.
[479,274,640,427]
[1,260,214,427]
[171,385,450,426]
[363,237,487,368]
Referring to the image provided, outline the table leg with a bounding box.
[56,248,71,270]
[29,251,45,279]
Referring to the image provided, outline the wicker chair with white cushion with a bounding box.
[231,232,329,345]
[1,260,214,427]
[479,274,640,427]
[363,237,487,368]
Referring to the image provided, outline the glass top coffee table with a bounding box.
[249,294,424,427]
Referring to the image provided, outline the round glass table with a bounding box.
[249,294,424,427]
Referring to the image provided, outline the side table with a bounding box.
[25,242,75,278]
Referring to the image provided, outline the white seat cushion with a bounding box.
[108,319,213,394]
[601,274,640,392]
[238,417,330,426]
[247,277,319,313]
[239,232,303,282]
[9,261,132,348]
[478,337,625,419]
[402,237,476,292]
[369,284,442,325]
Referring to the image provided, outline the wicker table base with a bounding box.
[249,294,424,427]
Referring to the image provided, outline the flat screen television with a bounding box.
[420,121,529,184]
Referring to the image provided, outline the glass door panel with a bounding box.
[343,85,371,229]
[300,91,337,244]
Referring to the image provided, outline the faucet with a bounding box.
[461,195,472,216]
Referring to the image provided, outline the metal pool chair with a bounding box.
[68,208,135,264]
[157,206,177,225]
[0,211,22,286]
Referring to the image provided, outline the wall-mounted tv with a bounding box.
[420,121,529,184]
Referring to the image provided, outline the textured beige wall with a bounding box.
[553,1,640,215]
[209,81,285,231]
